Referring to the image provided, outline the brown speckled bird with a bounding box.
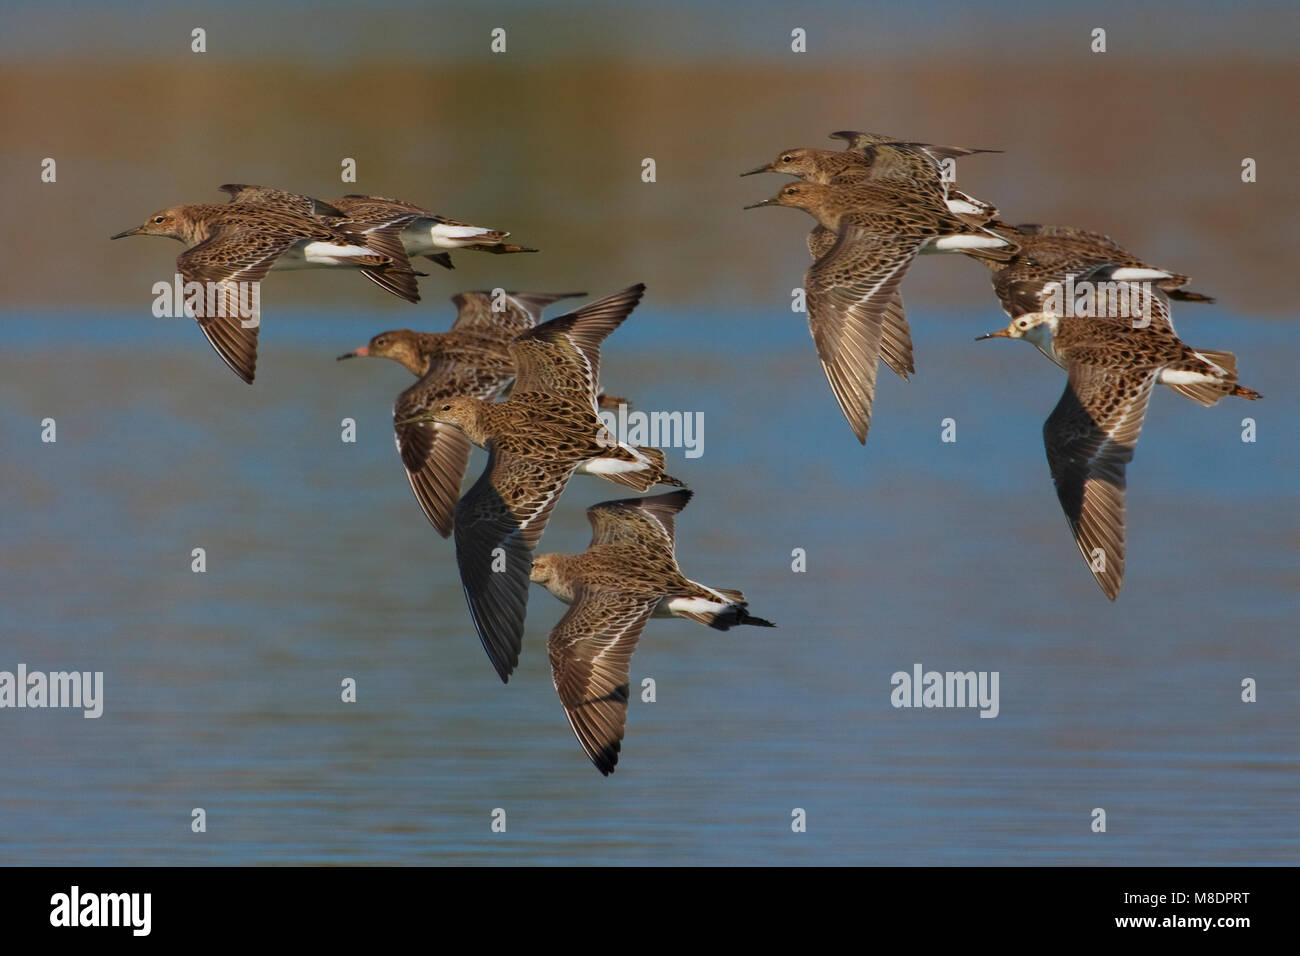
[744,138,999,219]
[978,267,1260,601]
[976,223,1222,406]
[745,180,1016,443]
[336,291,629,537]
[218,184,426,302]
[530,489,774,775]
[979,222,1216,314]
[399,283,683,682]
[111,199,409,383]
[743,138,1004,401]
[221,184,537,273]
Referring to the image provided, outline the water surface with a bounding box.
[1,305,1294,865]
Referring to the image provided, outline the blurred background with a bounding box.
[1,0,1297,865]
[4,0,1299,313]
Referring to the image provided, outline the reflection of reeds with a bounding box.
[6,58,1296,312]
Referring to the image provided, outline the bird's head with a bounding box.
[744,181,825,212]
[397,396,482,432]
[529,553,560,586]
[977,312,1059,344]
[741,147,822,180]
[111,206,189,241]
[337,330,424,368]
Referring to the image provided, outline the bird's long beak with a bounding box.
[975,328,1013,341]
[740,163,772,177]
[336,346,368,360]
[743,198,775,209]
[395,414,433,426]
[110,226,141,239]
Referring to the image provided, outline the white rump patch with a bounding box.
[1108,267,1171,281]
[665,596,726,617]
[418,223,496,249]
[1159,369,1219,385]
[578,457,649,476]
[400,220,498,254]
[302,241,376,264]
[434,223,494,239]
[271,241,376,271]
[930,235,1009,251]
[945,198,986,215]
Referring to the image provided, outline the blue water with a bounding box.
[1,304,1296,864]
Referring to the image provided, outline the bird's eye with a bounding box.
[785,187,797,195]
[441,404,452,411]
[781,155,793,163]
[153,216,165,223]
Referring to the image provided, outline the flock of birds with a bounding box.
[110,185,537,384]
[111,187,772,775]
[743,130,1259,602]
[108,128,1259,773]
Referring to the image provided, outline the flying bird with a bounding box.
[531,489,774,775]
[745,179,1015,442]
[337,290,628,536]
[398,284,683,681]
[111,200,415,383]
[978,264,1260,600]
